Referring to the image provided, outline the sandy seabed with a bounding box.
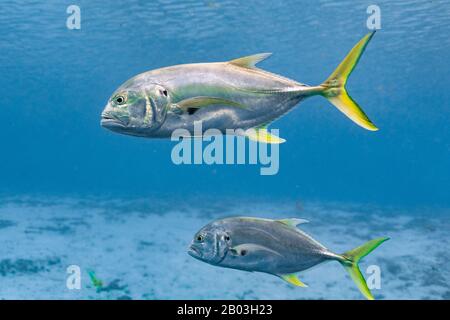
[0,196,448,300]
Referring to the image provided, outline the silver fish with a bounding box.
[101,32,378,144]
[188,216,389,300]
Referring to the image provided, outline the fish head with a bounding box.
[188,223,231,265]
[101,82,170,136]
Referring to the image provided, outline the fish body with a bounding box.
[116,61,308,137]
[188,217,389,300]
[202,217,335,274]
[101,32,379,143]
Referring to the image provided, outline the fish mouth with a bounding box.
[188,245,201,258]
[100,114,126,129]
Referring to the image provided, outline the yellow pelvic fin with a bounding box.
[245,128,286,144]
[279,274,308,287]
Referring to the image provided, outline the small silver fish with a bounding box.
[101,32,378,144]
[188,217,389,300]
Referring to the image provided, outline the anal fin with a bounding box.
[278,274,308,287]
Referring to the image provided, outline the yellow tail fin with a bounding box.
[321,31,378,131]
[339,237,389,300]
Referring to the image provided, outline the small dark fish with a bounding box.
[188,217,389,300]
[87,270,103,289]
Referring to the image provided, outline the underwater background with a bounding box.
[0,0,449,299]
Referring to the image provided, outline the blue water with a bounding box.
[0,0,449,299]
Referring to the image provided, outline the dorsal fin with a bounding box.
[229,53,272,69]
[277,218,309,228]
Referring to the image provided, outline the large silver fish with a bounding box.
[188,217,389,300]
[101,32,378,143]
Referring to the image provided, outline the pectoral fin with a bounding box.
[230,244,283,258]
[245,127,286,144]
[175,96,245,113]
[278,274,308,287]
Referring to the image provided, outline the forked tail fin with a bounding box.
[338,237,389,300]
[320,31,378,131]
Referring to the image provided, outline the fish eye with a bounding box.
[114,95,126,105]
[196,234,204,242]
[160,89,168,97]
[224,235,230,241]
